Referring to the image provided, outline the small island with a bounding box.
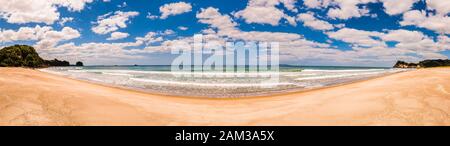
[393,59,450,68]
[0,45,83,68]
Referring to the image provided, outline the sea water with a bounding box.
[40,65,406,97]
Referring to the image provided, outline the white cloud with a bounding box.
[0,0,92,24]
[302,0,377,20]
[0,25,80,51]
[326,27,450,63]
[117,2,127,8]
[380,0,418,15]
[281,0,299,12]
[46,40,145,65]
[58,17,74,26]
[296,12,334,31]
[162,29,175,35]
[159,2,192,19]
[92,11,139,35]
[327,0,377,20]
[178,26,188,30]
[327,28,385,47]
[196,7,238,31]
[146,13,158,20]
[303,0,332,8]
[234,6,285,26]
[234,0,298,26]
[304,0,446,19]
[35,27,81,50]
[135,32,163,45]
[426,0,450,15]
[285,15,297,26]
[400,10,450,34]
[195,7,350,63]
[107,32,129,40]
[381,29,427,43]
[0,25,79,43]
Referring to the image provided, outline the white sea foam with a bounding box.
[41,66,406,97]
[101,72,134,77]
[68,69,285,77]
[39,68,67,76]
[302,69,386,72]
[129,78,294,87]
[294,70,396,81]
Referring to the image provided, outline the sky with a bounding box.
[0,0,449,67]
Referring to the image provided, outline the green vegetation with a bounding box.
[44,59,70,66]
[76,61,84,66]
[394,59,450,68]
[0,45,84,68]
[0,45,44,67]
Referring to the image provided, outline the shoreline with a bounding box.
[1,67,449,125]
[37,68,405,99]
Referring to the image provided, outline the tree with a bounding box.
[0,45,44,68]
[0,45,79,68]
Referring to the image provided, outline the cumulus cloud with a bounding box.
[327,28,385,47]
[4,1,449,66]
[234,0,298,26]
[381,29,427,43]
[135,32,164,45]
[400,10,450,34]
[426,0,450,15]
[0,25,80,50]
[0,26,79,43]
[178,26,188,30]
[107,32,130,40]
[380,0,418,15]
[46,40,145,65]
[303,0,332,8]
[92,11,139,35]
[327,0,377,20]
[234,6,285,26]
[58,17,74,26]
[327,27,450,62]
[194,6,448,65]
[159,2,192,19]
[303,0,386,20]
[296,12,334,31]
[0,0,92,24]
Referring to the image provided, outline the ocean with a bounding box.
[40,65,406,97]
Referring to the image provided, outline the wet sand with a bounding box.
[0,67,449,125]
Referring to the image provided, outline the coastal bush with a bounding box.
[0,45,84,68]
[419,59,450,67]
[394,60,450,68]
[44,59,70,66]
[0,45,44,68]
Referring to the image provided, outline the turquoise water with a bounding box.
[41,65,402,97]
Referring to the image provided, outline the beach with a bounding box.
[0,67,449,125]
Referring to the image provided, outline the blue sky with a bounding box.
[0,0,449,67]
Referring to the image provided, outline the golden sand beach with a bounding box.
[0,67,449,126]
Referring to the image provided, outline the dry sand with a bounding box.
[0,67,449,126]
